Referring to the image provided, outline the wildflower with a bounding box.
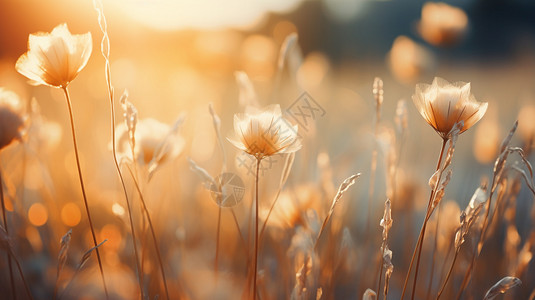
[228,104,301,159]
[116,117,185,173]
[16,24,92,88]
[388,36,435,83]
[0,88,25,150]
[418,2,468,46]
[412,77,488,139]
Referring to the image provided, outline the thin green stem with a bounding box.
[401,138,447,300]
[62,87,109,299]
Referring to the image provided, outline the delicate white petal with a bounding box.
[413,77,487,138]
[16,23,92,88]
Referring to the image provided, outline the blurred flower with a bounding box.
[16,23,92,88]
[0,88,25,150]
[413,77,488,139]
[474,108,500,164]
[517,103,535,145]
[418,2,468,47]
[116,117,185,175]
[27,98,62,153]
[388,36,435,83]
[228,104,301,159]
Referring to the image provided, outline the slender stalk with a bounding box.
[0,168,16,300]
[426,204,442,299]
[109,91,144,299]
[91,2,144,294]
[377,241,386,300]
[252,158,261,299]
[436,248,459,299]
[365,111,380,237]
[125,165,172,300]
[215,202,221,279]
[104,42,144,300]
[457,170,504,299]
[401,138,447,300]
[62,87,109,299]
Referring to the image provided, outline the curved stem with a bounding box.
[436,249,459,299]
[457,170,503,298]
[0,168,16,300]
[401,138,447,300]
[62,87,109,299]
[125,165,173,300]
[102,48,144,299]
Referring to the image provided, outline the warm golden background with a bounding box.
[0,0,534,299]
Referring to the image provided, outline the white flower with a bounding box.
[413,77,488,139]
[228,104,301,159]
[16,24,92,88]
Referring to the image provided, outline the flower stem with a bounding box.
[125,165,173,300]
[401,138,447,300]
[102,46,144,300]
[253,158,261,299]
[0,168,16,300]
[215,203,221,280]
[436,248,459,299]
[426,204,442,299]
[62,87,109,299]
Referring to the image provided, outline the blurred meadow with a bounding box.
[0,0,535,299]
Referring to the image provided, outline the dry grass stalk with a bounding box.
[124,163,175,299]
[208,103,225,278]
[366,77,384,236]
[483,276,521,300]
[54,229,72,299]
[314,173,361,250]
[436,185,487,299]
[260,152,296,240]
[0,224,33,300]
[362,288,377,300]
[273,33,303,98]
[377,198,393,300]
[0,167,16,299]
[235,71,260,108]
[403,122,462,300]
[457,121,520,298]
[91,1,145,297]
[59,239,108,300]
[187,157,247,249]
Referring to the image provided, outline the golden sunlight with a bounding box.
[109,0,304,30]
